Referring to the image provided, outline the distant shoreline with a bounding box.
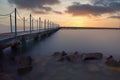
[60,27,120,30]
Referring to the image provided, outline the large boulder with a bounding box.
[81,53,103,61]
[105,56,120,67]
[17,65,32,75]
[61,51,67,56]
[65,55,77,62]
[0,73,15,80]
[52,51,67,57]
[14,56,33,75]
[52,52,61,56]
[58,52,81,62]
[15,56,32,65]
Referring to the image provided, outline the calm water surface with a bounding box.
[5,29,120,80]
[25,29,120,58]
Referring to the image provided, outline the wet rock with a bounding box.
[0,50,4,72]
[58,57,65,61]
[106,55,113,61]
[52,51,67,57]
[105,56,120,67]
[56,51,81,62]
[14,56,33,75]
[15,56,32,65]
[66,55,76,62]
[81,53,103,61]
[74,51,79,55]
[0,63,3,72]
[0,50,4,59]
[17,65,32,75]
[52,52,61,56]
[61,51,67,56]
[0,73,15,80]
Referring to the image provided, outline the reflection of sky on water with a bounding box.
[4,29,120,80]
[27,29,120,59]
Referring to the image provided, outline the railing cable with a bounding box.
[0,10,14,16]
[16,10,24,21]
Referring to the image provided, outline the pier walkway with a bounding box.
[0,8,60,51]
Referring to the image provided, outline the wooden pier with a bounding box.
[0,8,60,53]
[0,28,60,52]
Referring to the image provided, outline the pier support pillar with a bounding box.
[0,49,3,59]
[11,40,20,51]
[21,38,27,49]
[34,35,39,41]
[11,44,19,51]
[0,49,4,72]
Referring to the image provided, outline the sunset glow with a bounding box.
[0,0,120,28]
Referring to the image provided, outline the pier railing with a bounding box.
[0,8,60,51]
[0,8,60,36]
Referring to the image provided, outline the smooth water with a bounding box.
[25,29,120,58]
[5,29,120,80]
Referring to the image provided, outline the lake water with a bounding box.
[21,29,120,58]
[4,29,120,80]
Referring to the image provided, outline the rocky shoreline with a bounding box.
[0,51,120,80]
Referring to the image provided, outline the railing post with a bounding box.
[44,19,46,31]
[39,17,41,32]
[10,14,13,33]
[52,22,54,29]
[32,19,33,31]
[23,17,25,32]
[14,8,17,37]
[30,14,32,33]
[50,21,51,30]
[41,21,43,31]
[47,20,49,30]
[37,20,38,32]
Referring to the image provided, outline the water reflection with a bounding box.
[3,29,120,80]
[26,29,120,59]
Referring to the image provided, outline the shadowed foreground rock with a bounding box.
[14,56,33,75]
[81,53,103,61]
[0,74,15,80]
[105,55,120,67]
[53,51,81,62]
[53,52,103,62]
[17,65,32,75]
[53,51,67,57]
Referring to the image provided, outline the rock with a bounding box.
[0,73,15,80]
[17,65,32,75]
[61,51,67,56]
[105,56,120,67]
[52,51,67,57]
[52,52,61,56]
[74,51,79,55]
[81,53,103,61]
[0,50,4,60]
[0,63,3,72]
[106,55,113,61]
[58,57,65,61]
[57,51,81,62]
[66,55,76,62]
[15,56,32,65]
[15,56,33,75]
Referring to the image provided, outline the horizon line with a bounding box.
[60,26,120,29]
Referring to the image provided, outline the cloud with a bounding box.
[8,0,60,14]
[53,11,62,14]
[108,16,120,19]
[91,0,120,6]
[65,1,120,16]
[32,10,49,14]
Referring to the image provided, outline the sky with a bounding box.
[0,0,120,28]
